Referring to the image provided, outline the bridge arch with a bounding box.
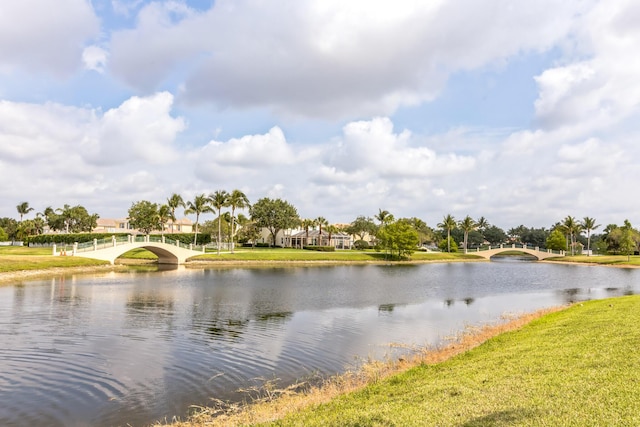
[470,244,564,261]
[69,240,204,265]
[126,245,181,264]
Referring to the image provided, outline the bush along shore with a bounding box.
[161,296,640,427]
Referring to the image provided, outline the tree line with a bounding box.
[3,199,640,259]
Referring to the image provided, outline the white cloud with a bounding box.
[0,93,187,217]
[82,45,109,73]
[326,117,475,179]
[192,126,294,182]
[107,0,584,119]
[534,0,640,131]
[0,0,99,76]
[81,92,185,166]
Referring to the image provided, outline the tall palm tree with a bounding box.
[227,189,250,253]
[56,204,73,233]
[438,214,457,253]
[561,215,582,256]
[476,216,489,232]
[158,204,171,236]
[375,209,393,226]
[166,193,186,233]
[16,202,34,222]
[581,217,600,256]
[210,190,230,254]
[185,194,212,245]
[315,216,328,246]
[459,215,477,253]
[301,218,315,248]
[325,224,339,248]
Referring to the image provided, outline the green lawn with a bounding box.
[0,246,108,273]
[0,246,53,256]
[190,248,483,262]
[254,296,640,426]
[548,254,640,266]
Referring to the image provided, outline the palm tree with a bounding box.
[57,204,73,233]
[185,194,212,245]
[227,189,250,253]
[438,214,456,253]
[325,224,339,248]
[301,218,315,248]
[459,215,477,253]
[561,215,582,256]
[16,202,34,222]
[315,216,328,246]
[158,204,171,236]
[166,193,186,233]
[476,216,489,232]
[210,190,230,254]
[581,217,600,256]
[375,209,393,226]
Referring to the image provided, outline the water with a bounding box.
[1,261,639,427]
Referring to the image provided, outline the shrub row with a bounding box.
[27,232,212,246]
[353,239,370,250]
[303,245,336,252]
[27,233,130,245]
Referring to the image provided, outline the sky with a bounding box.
[1,0,640,230]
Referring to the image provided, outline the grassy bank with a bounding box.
[167,296,640,427]
[547,254,640,267]
[190,248,483,263]
[0,246,109,274]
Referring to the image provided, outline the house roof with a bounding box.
[95,218,122,227]
[291,229,350,238]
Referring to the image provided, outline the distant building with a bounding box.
[93,218,193,234]
[255,227,352,249]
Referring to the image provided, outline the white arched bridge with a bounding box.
[468,244,564,260]
[54,235,205,265]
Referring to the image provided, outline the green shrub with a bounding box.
[304,245,336,252]
[27,233,129,245]
[438,237,458,253]
[353,239,370,250]
[26,232,212,246]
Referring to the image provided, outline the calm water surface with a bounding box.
[1,260,639,427]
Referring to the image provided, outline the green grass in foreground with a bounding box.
[191,248,482,262]
[0,246,108,273]
[260,296,640,426]
[0,256,109,273]
[549,254,640,266]
[0,246,52,256]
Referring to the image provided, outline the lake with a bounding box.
[1,260,639,426]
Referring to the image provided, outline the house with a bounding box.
[93,218,193,234]
[289,229,352,249]
[256,227,352,249]
[94,218,132,233]
[166,218,193,233]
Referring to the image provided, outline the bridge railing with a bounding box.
[69,234,207,255]
[472,243,565,256]
[132,234,201,251]
[74,235,130,253]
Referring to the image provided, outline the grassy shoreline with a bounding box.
[164,296,640,426]
[4,247,640,285]
[0,247,484,284]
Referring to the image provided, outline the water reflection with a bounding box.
[2,262,640,427]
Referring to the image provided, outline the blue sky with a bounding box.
[1,0,639,230]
